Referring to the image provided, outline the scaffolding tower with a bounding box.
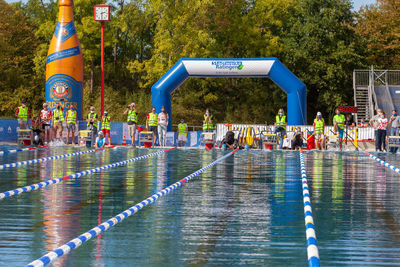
[353,66,400,123]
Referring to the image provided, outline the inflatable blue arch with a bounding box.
[152,58,306,130]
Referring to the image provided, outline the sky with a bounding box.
[353,0,377,10]
[5,0,378,10]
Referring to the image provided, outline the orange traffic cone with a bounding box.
[122,136,127,146]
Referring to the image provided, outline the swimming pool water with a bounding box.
[0,146,399,266]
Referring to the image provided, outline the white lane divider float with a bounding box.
[26,148,239,267]
[0,145,48,156]
[299,150,320,267]
[0,146,115,170]
[0,147,176,200]
[364,151,400,174]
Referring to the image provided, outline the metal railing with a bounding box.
[354,68,400,122]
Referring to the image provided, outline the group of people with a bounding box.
[16,100,112,148]
[20,100,394,152]
[277,107,399,152]
[15,100,216,148]
[368,108,400,152]
[273,108,358,151]
[124,103,189,147]
[16,100,78,145]
[274,109,307,150]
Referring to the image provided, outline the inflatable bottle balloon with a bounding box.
[45,0,83,119]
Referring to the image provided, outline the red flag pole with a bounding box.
[101,21,105,116]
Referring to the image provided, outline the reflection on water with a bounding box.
[0,148,400,265]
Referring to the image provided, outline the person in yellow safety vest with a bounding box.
[53,102,64,141]
[203,108,213,132]
[146,107,158,145]
[274,108,287,149]
[101,110,111,145]
[178,118,188,147]
[313,111,325,150]
[86,106,98,146]
[65,104,77,145]
[124,103,138,147]
[15,100,29,129]
[333,108,346,151]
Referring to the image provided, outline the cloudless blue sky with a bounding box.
[4,0,377,10]
[353,0,376,10]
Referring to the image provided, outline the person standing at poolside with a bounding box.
[375,110,388,152]
[370,109,381,142]
[274,108,287,149]
[101,110,111,145]
[389,109,400,153]
[124,103,138,147]
[53,102,64,141]
[86,106,98,145]
[313,112,325,150]
[15,100,29,130]
[333,108,345,151]
[40,103,53,144]
[370,109,384,149]
[146,107,158,145]
[178,118,188,147]
[203,108,213,133]
[65,104,77,145]
[158,106,168,146]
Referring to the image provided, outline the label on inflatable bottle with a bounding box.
[45,0,83,119]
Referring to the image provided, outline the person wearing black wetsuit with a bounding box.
[219,131,238,149]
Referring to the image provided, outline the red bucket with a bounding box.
[205,143,213,150]
[23,140,31,146]
[307,134,315,150]
[264,144,273,150]
[144,142,151,148]
[137,126,143,132]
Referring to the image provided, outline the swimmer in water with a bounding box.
[95,131,106,148]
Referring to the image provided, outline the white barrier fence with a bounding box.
[216,123,375,142]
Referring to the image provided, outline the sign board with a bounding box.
[183,60,274,77]
[338,106,357,113]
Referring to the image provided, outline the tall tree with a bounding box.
[356,0,400,69]
[0,0,40,116]
[282,0,365,122]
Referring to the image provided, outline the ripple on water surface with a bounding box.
[0,148,399,266]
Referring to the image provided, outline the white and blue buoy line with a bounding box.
[299,150,320,267]
[0,147,176,200]
[25,148,239,267]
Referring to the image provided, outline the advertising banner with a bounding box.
[183,59,274,77]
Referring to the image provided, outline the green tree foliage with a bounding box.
[281,0,365,121]
[0,0,40,116]
[356,0,400,69]
[0,0,385,125]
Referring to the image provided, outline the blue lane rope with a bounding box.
[0,145,48,156]
[365,151,400,174]
[299,150,320,267]
[0,146,109,170]
[26,148,239,267]
[0,147,176,200]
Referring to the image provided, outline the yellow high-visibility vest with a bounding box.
[178,123,187,135]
